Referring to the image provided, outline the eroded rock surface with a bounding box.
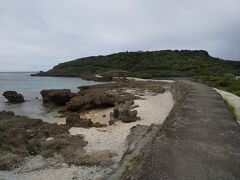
[66,93,118,112]
[40,89,72,106]
[66,85,135,112]
[59,82,167,115]
[109,101,141,125]
[66,112,107,128]
[66,112,93,128]
[3,91,25,103]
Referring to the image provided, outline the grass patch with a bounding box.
[195,73,240,97]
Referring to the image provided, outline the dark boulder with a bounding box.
[109,102,141,125]
[66,112,81,126]
[66,112,94,128]
[40,89,72,106]
[3,91,25,103]
[78,119,94,128]
[113,108,119,118]
[109,112,116,125]
[120,110,140,123]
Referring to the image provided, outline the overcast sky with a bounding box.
[0,0,240,71]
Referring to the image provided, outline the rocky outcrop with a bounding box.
[51,83,143,125]
[3,91,25,103]
[66,112,107,128]
[0,112,87,170]
[66,112,94,128]
[66,112,81,126]
[120,110,139,123]
[40,89,72,106]
[109,101,141,125]
[66,93,122,112]
[65,81,167,113]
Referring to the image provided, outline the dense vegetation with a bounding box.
[195,74,240,97]
[39,50,240,79]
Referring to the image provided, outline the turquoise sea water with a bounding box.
[0,72,98,122]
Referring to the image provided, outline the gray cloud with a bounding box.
[0,0,239,71]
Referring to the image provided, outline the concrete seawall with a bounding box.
[127,81,240,180]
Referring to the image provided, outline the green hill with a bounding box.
[35,50,240,79]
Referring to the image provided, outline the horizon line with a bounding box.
[0,71,38,73]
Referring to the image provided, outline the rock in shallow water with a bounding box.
[40,89,72,106]
[3,91,25,103]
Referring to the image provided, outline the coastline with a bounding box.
[4,77,239,179]
[0,78,176,179]
[31,72,112,82]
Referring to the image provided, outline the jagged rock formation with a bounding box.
[3,91,25,103]
[40,89,72,106]
[66,112,107,128]
[109,101,141,125]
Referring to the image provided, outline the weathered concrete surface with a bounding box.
[129,81,240,180]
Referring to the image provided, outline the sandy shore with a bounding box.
[70,91,174,162]
[214,88,240,124]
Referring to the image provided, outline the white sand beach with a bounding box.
[70,91,174,162]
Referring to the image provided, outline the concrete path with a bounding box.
[132,81,240,180]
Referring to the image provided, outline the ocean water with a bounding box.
[0,72,99,123]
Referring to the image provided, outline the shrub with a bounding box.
[218,73,235,87]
